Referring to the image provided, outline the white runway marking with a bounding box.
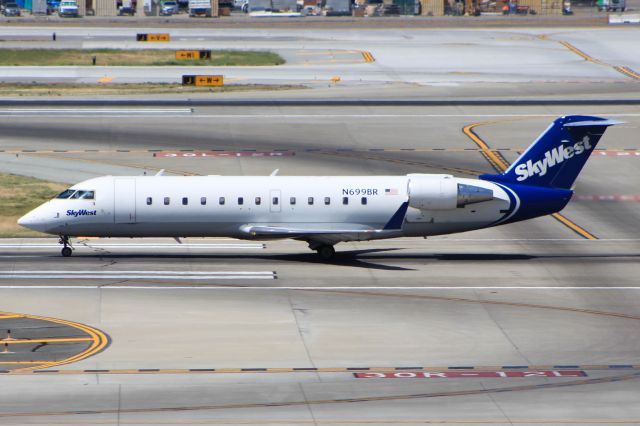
[0,243,264,249]
[431,238,640,242]
[0,286,637,290]
[2,270,275,275]
[3,114,640,119]
[0,271,276,280]
[191,113,640,119]
[0,108,193,116]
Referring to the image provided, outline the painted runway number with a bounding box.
[354,371,587,378]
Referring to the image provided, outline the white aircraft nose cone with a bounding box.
[17,213,32,227]
[17,211,45,231]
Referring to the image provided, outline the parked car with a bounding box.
[117,5,135,14]
[46,0,60,13]
[2,2,21,15]
[160,0,179,14]
[598,0,626,11]
[233,0,248,11]
[58,0,79,16]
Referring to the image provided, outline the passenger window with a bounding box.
[164,197,170,205]
[238,197,244,205]
[273,197,279,205]
[308,197,314,205]
[56,189,76,199]
[81,191,95,200]
[361,197,367,205]
[219,197,225,205]
[146,197,152,205]
[201,197,206,205]
[324,197,330,205]
[290,197,296,205]
[255,197,261,205]
[182,197,188,206]
[342,197,348,205]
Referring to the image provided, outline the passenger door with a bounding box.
[114,178,136,223]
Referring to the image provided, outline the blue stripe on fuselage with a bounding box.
[384,201,409,230]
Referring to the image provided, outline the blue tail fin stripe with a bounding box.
[383,202,409,230]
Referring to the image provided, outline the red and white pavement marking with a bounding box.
[574,195,640,202]
[154,151,295,158]
[593,151,640,157]
[354,371,587,379]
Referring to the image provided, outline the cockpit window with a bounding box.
[56,189,76,199]
[57,190,95,200]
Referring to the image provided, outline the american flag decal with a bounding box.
[385,188,399,195]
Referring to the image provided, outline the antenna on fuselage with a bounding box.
[270,169,279,176]
[155,169,165,176]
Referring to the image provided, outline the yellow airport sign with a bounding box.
[182,75,224,87]
[175,50,212,60]
[136,33,170,42]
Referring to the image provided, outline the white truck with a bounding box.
[188,0,211,16]
[58,0,79,16]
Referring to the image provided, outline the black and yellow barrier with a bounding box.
[175,50,212,60]
[182,75,224,87]
[136,33,171,42]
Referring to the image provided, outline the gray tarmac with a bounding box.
[1,26,640,88]
[0,25,640,426]
[0,103,639,425]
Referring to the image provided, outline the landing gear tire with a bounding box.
[59,235,72,257]
[316,245,335,261]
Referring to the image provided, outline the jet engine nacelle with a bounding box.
[407,174,494,210]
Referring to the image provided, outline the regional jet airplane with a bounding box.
[18,115,618,260]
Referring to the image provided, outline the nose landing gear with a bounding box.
[59,235,73,257]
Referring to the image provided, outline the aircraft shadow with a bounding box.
[43,249,640,272]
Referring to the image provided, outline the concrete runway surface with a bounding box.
[1,26,640,89]
[0,103,639,425]
[0,25,640,426]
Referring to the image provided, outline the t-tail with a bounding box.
[480,115,621,224]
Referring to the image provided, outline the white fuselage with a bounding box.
[19,174,511,245]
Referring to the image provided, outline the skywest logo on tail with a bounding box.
[514,136,593,182]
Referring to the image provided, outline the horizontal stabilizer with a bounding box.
[564,119,624,127]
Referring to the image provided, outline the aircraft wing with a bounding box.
[239,202,409,241]
[238,223,401,241]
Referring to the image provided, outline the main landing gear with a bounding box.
[59,235,73,257]
[308,241,336,261]
[316,245,335,261]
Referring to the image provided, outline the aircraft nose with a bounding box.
[18,211,35,228]
[17,210,47,232]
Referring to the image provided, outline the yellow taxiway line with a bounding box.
[462,121,598,240]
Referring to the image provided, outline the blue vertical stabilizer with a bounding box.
[480,115,621,189]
